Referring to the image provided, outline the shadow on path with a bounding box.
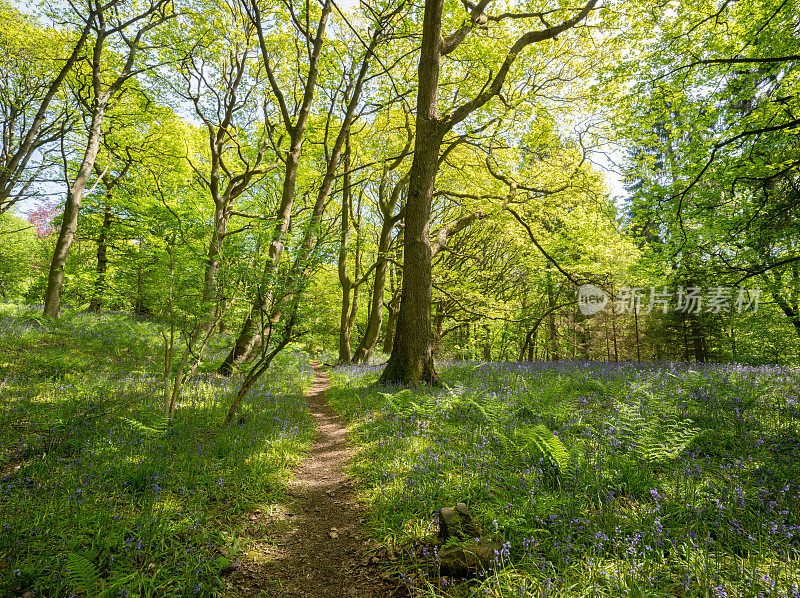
[225,363,399,597]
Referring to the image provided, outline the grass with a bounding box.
[0,305,315,597]
[5,303,800,597]
[327,360,800,597]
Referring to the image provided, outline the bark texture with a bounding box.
[378,0,445,385]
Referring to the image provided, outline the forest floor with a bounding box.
[225,363,401,597]
[4,305,798,597]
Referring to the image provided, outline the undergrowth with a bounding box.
[0,305,315,597]
[328,361,800,597]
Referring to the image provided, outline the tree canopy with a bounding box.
[0,0,797,395]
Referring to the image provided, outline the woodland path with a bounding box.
[225,362,399,597]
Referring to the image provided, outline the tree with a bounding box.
[337,136,361,362]
[0,212,37,299]
[350,116,412,364]
[379,0,598,385]
[43,0,174,317]
[220,0,402,373]
[0,1,96,215]
[217,0,334,373]
[609,0,800,353]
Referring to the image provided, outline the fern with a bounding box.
[378,391,440,421]
[441,388,571,481]
[379,386,573,482]
[517,424,573,477]
[463,393,502,428]
[119,413,168,437]
[65,552,102,593]
[616,399,699,464]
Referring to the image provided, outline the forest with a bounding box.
[1,0,799,596]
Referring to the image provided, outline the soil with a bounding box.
[225,363,402,598]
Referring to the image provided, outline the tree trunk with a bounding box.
[352,261,385,363]
[689,314,705,363]
[382,294,399,355]
[378,133,443,383]
[203,201,231,302]
[219,1,332,374]
[529,330,536,361]
[43,104,106,317]
[381,242,402,355]
[218,139,298,373]
[352,171,404,364]
[611,306,618,362]
[681,315,691,362]
[546,269,559,360]
[378,0,444,385]
[217,132,308,373]
[89,200,112,312]
[134,258,145,315]
[338,139,356,362]
[338,263,354,364]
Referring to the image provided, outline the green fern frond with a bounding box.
[518,424,572,477]
[377,391,400,414]
[463,394,499,427]
[378,390,434,419]
[616,399,699,464]
[65,552,102,593]
[119,414,168,436]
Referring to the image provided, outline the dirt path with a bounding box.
[226,363,398,597]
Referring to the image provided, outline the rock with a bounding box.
[438,538,503,578]
[437,503,481,542]
[437,507,455,542]
[455,503,482,538]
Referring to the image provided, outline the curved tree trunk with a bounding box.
[338,246,354,364]
[44,105,106,317]
[338,137,363,362]
[351,173,405,364]
[382,245,402,354]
